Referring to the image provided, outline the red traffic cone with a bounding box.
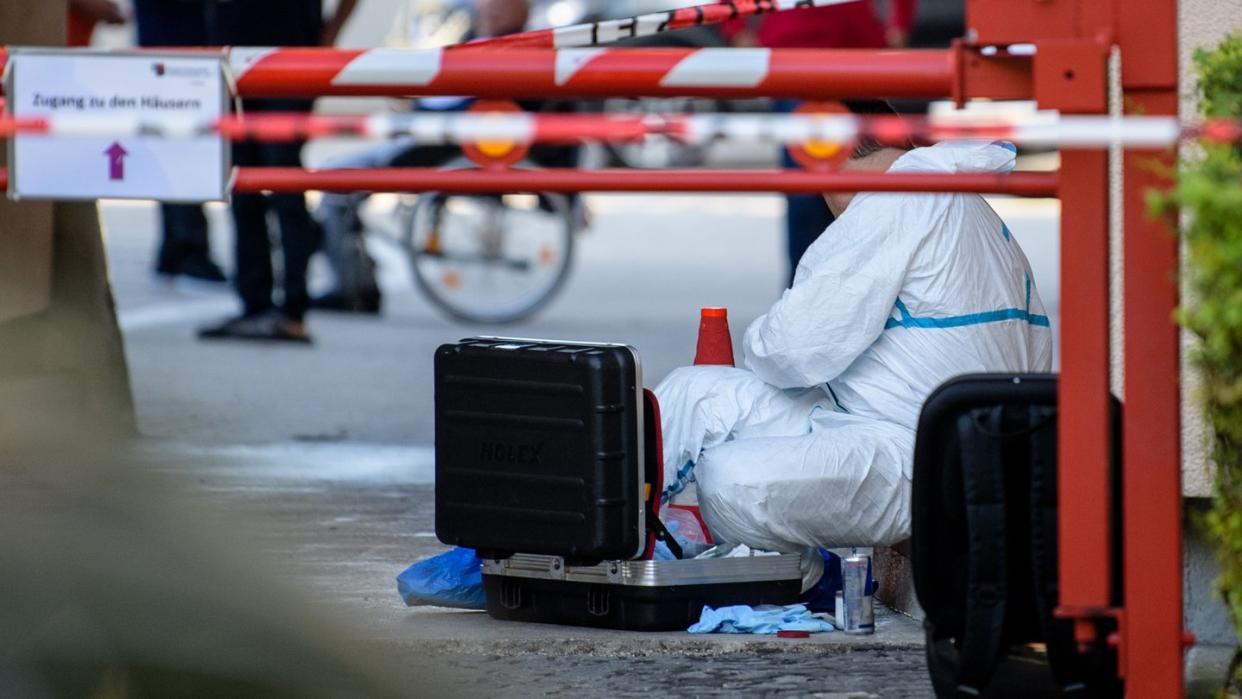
[694,307,735,367]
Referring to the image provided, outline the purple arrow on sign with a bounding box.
[104,141,129,181]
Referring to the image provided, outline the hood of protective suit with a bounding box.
[887,140,1018,175]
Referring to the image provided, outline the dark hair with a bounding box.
[843,100,911,159]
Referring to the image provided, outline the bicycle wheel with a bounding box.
[403,192,575,324]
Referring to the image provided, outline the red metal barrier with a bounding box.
[963,0,1186,693]
[235,168,1058,195]
[226,47,956,99]
[0,3,1193,691]
[0,167,1057,196]
[1122,88,1184,699]
[1056,148,1115,643]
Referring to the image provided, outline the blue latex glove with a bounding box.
[688,603,835,634]
[396,546,485,610]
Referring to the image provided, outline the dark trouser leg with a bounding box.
[256,141,314,322]
[230,141,274,317]
[316,192,369,298]
[785,192,834,286]
[312,139,452,302]
[272,189,313,322]
[156,203,209,274]
[773,100,836,287]
[238,100,316,322]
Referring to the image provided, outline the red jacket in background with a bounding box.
[722,0,917,49]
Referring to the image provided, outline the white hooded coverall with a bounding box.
[656,141,1054,552]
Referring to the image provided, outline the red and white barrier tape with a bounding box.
[3,112,1235,148]
[462,0,861,50]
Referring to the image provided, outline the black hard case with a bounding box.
[481,554,803,631]
[435,338,646,561]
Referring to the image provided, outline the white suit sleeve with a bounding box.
[742,196,923,389]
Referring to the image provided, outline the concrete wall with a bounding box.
[1109,0,1242,498]
[0,1,135,440]
[1176,2,1242,685]
[1177,0,1242,497]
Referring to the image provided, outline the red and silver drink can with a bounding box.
[840,549,875,635]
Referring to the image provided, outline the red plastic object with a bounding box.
[777,630,811,639]
[694,307,735,367]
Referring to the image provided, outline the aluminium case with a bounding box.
[482,553,803,631]
[435,337,647,561]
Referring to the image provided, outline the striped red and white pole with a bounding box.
[224,46,955,99]
[460,0,861,50]
[2,112,1229,149]
[0,45,954,100]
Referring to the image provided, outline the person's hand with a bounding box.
[69,0,126,24]
[885,26,909,49]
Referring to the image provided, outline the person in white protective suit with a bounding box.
[656,135,1053,558]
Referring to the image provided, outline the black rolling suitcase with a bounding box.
[911,374,1121,697]
[435,338,801,631]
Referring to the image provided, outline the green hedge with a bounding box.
[1155,33,1242,650]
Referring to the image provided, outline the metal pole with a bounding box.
[1057,148,1115,640]
[225,47,957,99]
[0,167,1058,195]
[228,168,1058,195]
[1121,89,1183,698]
[1118,0,1184,692]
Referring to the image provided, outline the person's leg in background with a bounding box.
[231,140,275,320]
[260,138,315,328]
[155,204,226,284]
[199,138,309,343]
[310,138,458,314]
[201,99,315,342]
[313,188,377,313]
[783,163,834,286]
[774,100,835,287]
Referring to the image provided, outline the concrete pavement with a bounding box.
[142,438,932,697]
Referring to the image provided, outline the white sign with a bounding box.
[6,50,228,202]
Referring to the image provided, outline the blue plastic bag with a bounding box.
[801,549,843,613]
[396,546,486,609]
